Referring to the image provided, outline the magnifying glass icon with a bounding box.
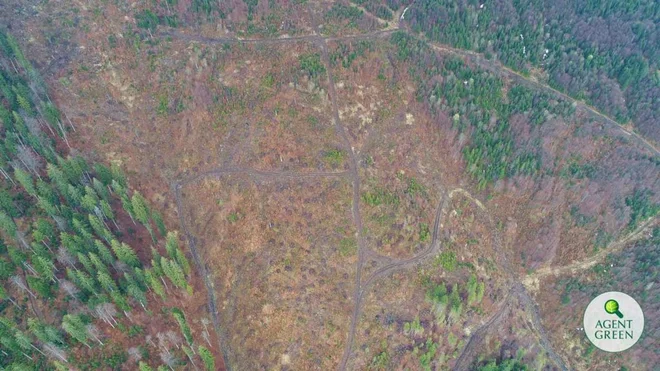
[605,299,624,318]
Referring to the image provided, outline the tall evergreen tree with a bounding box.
[110,240,140,268]
[61,314,90,348]
[13,167,35,196]
[198,346,215,371]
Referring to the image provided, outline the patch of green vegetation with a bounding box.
[128,325,143,338]
[390,32,543,190]
[351,0,394,20]
[298,53,326,79]
[371,213,394,226]
[156,94,169,116]
[339,237,357,256]
[419,223,430,242]
[478,357,528,370]
[405,176,425,197]
[325,3,364,23]
[261,72,276,89]
[227,212,240,223]
[330,40,374,68]
[570,205,595,227]
[324,149,345,167]
[466,273,485,306]
[362,187,399,207]
[306,115,319,128]
[558,277,587,305]
[507,85,574,125]
[135,9,159,31]
[417,338,438,371]
[403,315,424,336]
[369,341,390,370]
[625,189,659,229]
[560,155,596,180]
[435,251,457,271]
[107,34,117,48]
[425,281,448,317]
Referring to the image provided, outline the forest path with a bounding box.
[523,216,658,292]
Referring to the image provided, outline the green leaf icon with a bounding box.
[605,299,624,318]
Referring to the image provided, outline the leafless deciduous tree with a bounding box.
[146,334,156,347]
[43,343,68,363]
[160,350,177,371]
[10,275,35,298]
[166,330,182,349]
[200,318,212,346]
[94,303,119,328]
[86,324,104,346]
[59,279,79,299]
[56,247,76,268]
[16,146,42,177]
[128,346,142,363]
[157,332,169,353]
[52,215,68,231]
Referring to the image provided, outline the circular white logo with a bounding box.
[583,291,644,352]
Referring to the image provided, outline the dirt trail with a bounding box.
[359,191,448,293]
[178,167,350,187]
[448,189,568,370]
[320,37,370,371]
[523,216,658,291]
[173,181,231,370]
[159,28,397,46]
[454,289,513,371]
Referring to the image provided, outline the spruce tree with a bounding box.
[161,257,189,293]
[165,232,179,258]
[152,210,167,237]
[0,210,17,238]
[62,314,90,348]
[94,163,113,185]
[92,178,109,202]
[198,346,215,371]
[127,282,147,309]
[131,192,150,226]
[172,309,193,345]
[13,167,36,196]
[97,271,118,293]
[110,240,140,268]
[88,252,108,275]
[145,268,166,299]
[100,200,118,229]
[94,239,115,266]
[88,214,112,243]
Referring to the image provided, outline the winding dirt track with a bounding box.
[163,11,660,370]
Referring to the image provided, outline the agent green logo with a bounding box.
[604,299,623,318]
[584,292,644,352]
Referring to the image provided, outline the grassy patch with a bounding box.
[419,223,430,242]
[324,149,345,167]
[227,212,240,223]
[362,187,399,207]
[339,237,357,256]
[434,251,457,272]
[299,53,326,79]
